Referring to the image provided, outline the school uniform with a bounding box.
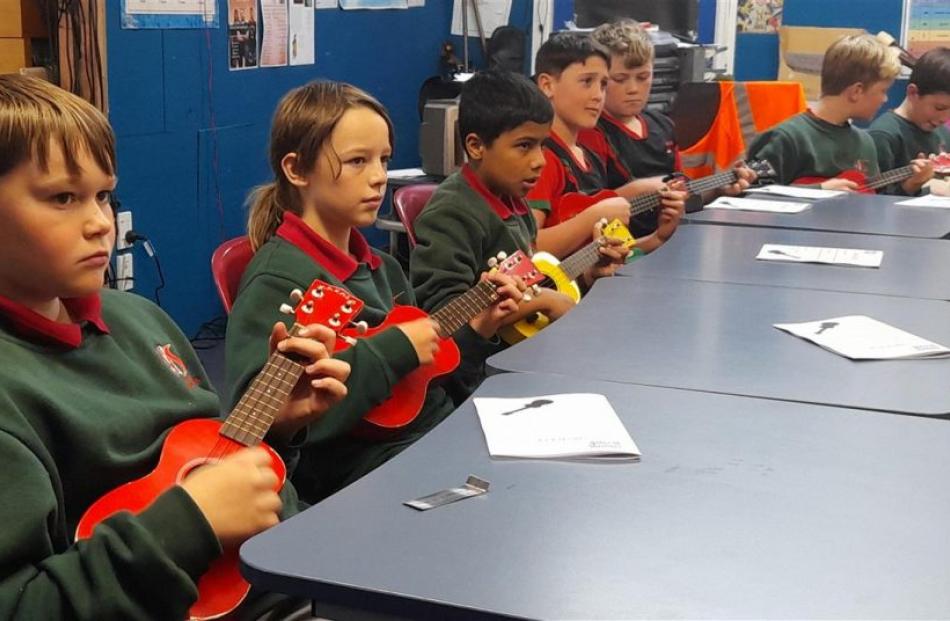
[226,213,454,502]
[746,111,880,187]
[410,164,536,403]
[526,133,610,227]
[869,110,950,194]
[580,110,681,237]
[0,288,301,619]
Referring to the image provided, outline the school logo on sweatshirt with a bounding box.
[155,344,200,389]
[853,159,870,175]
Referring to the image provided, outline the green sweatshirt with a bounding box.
[225,228,455,503]
[410,166,537,403]
[869,110,950,194]
[0,289,295,620]
[747,111,880,187]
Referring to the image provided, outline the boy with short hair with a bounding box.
[527,32,687,258]
[583,19,754,237]
[410,69,628,403]
[0,75,348,619]
[747,33,932,194]
[869,46,949,193]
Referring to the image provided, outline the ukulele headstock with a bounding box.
[600,219,636,250]
[280,280,365,333]
[488,250,544,287]
[747,159,777,183]
[931,152,950,176]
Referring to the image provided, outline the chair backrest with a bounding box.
[392,183,438,247]
[210,236,253,313]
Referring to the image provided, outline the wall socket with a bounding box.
[116,253,134,291]
[116,211,133,250]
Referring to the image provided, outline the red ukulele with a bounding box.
[794,154,950,193]
[76,281,363,621]
[340,250,544,437]
[547,160,776,226]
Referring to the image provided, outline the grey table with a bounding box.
[620,224,950,300]
[488,276,950,416]
[686,192,950,239]
[241,372,950,620]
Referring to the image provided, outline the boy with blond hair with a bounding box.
[582,19,753,237]
[747,33,931,194]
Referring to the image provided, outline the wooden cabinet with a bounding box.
[0,0,46,73]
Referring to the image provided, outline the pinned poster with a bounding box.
[261,0,290,67]
[121,0,218,29]
[340,0,408,8]
[290,0,316,65]
[228,0,259,70]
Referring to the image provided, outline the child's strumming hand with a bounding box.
[591,196,632,226]
[469,271,525,339]
[536,288,576,321]
[820,177,859,192]
[902,154,935,194]
[397,317,441,366]
[180,447,282,548]
[269,322,351,442]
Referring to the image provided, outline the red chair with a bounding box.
[210,236,253,313]
[392,183,438,247]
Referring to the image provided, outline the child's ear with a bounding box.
[906,82,920,100]
[536,72,556,98]
[464,133,485,162]
[280,153,308,187]
[843,82,865,102]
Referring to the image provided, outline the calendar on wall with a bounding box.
[902,0,950,58]
[121,0,218,29]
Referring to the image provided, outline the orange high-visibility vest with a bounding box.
[679,81,806,178]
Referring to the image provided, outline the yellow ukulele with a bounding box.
[500,219,635,344]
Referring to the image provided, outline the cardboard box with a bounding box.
[0,0,45,38]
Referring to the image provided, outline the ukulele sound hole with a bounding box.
[176,457,223,485]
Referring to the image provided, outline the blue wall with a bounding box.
[107,1,533,335]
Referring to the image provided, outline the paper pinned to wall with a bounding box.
[290,0,316,65]
[316,0,337,7]
[260,0,289,67]
[228,0,259,70]
[451,0,511,37]
[339,0,408,9]
[121,0,218,29]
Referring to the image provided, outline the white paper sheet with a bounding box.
[774,315,950,360]
[474,393,640,461]
[451,0,511,37]
[746,185,846,200]
[756,244,883,268]
[707,197,811,213]
[895,194,950,209]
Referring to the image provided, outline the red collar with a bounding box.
[546,132,592,172]
[461,164,530,220]
[276,212,381,281]
[0,293,109,348]
[602,111,648,140]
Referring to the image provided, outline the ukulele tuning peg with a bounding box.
[487,257,498,268]
[279,303,295,315]
[531,284,541,295]
[289,289,304,302]
[352,320,368,334]
[496,251,508,260]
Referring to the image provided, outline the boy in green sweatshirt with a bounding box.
[870,46,949,194]
[748,33,931,194]
[0,75,348,620]
[410,70,628,402]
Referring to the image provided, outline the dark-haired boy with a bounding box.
[870,46,949,194]
[748,33,932,194]
[410,69,627,403]
[527,32,687,258]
